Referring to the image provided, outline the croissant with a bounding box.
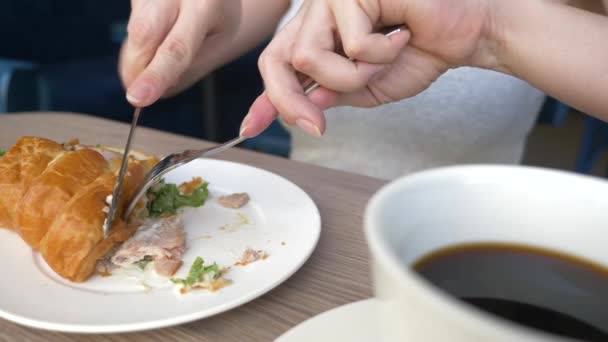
[0,137,156,282]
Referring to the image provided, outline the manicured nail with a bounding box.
[126,83,152,105]
[239,112,252,137]
[295,118,322,137]
[279,117,294,126]
[239,124,248,137]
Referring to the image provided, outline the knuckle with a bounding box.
[266,91,290,120]
[341,79,365,93]
[379,43,401,64]
[342,40,365,59]
[144,69,165,88]
[355,72,372,87]
[257,53,268,73]
[160,38,192,65]
[120,69,135,88]
[127,20,151,47]
[258,51,280,76]
[291,47,316,73]
[366,84,397,106]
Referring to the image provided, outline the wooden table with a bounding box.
[0,112,386,341]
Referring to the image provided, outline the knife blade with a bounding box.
[103,107,141,237]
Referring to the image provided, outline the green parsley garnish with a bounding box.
[0,149,5,157]
[171,257,220,288]
[147,179,209,217]
[95,144,101,148]
[134,255,154,270]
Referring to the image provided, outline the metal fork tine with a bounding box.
[123,136,247,219]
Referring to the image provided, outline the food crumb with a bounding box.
[281,241,286,246]
[96,267,112,277]
[235,248,269,266]
[62,138,79,149]
[218,192,250,209]
[179,177,205,195]
[191,234,213,241]
[237,212,249,225]
[216,213,251,233]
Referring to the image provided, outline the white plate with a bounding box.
[276,299,381,342]
[0,159,321,333]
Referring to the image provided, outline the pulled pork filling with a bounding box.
[111,216,186,277]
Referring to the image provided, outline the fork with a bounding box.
[122,80,318,219]
[123,25,406,220]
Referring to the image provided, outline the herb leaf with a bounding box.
[171,257,219,288]
[134,255,154,270]
[147,179,209,217]
[0,149,4,157]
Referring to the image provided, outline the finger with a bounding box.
[261,52,326,136]
[126,1,213,106]
[334,45,444,107]
[307,86,339,110]
[294,50,386,92]
[291,1,403,92]
[130,0,144,11]
[256,9,327,137]
[164,19,236,98]
[240,93,277,138]
[120,0,178,88]
[164,33,225,98]
[241,86,336,138]
[257,2,306,77]
[330,0,409,63]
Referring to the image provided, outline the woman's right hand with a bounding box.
[119,0,242,107]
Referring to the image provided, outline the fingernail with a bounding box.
[126,83,152,104]
[279,117,294,126]
[239,112,252,137]
[239,124,248,137]
[295,119,322,137]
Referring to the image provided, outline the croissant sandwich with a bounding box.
[0,137,158,282]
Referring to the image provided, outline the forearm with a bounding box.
[195,0,291,75]
[490,0,608,120]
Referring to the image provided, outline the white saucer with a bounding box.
[276,299,381,341]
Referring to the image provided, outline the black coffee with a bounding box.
[413,243,608,341]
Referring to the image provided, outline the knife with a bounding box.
[103,107,142,237]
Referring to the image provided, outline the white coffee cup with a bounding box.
[364,165,608,341]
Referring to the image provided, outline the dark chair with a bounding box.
[575,116,608,174]
[0,59,43,112]
[537,96,569,127]
[538,97,608,176]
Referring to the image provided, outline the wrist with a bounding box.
[478,0,551,76]
[470,0,511,73]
